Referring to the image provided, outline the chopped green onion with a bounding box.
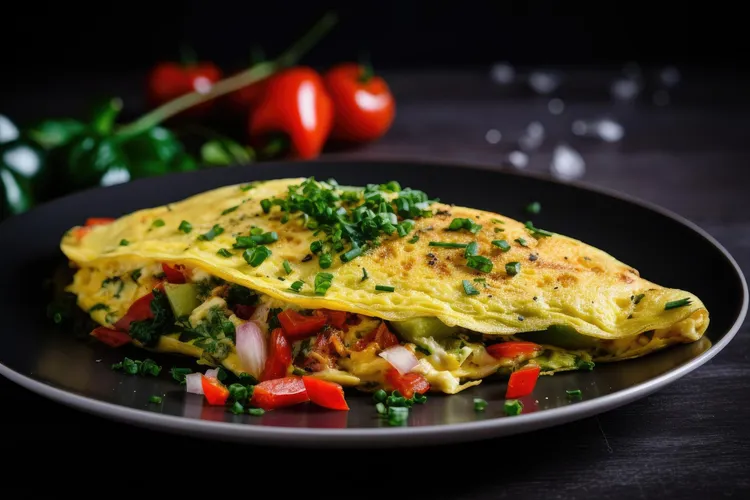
[240,183,255,192]
[408,235,419,244]
[504,399,523,415]
[375,285,395,292]
[447,217,482,234]
[229,401,245,415]
[373,389,388,403]
[525,201,541,214]
[290,280,305,292]
[361,268,369,281]
[633,293,645,304]
[576,359,595,371]
[341,246,363,263]
[466,255,493,273]
[178,220,192,233]
[515,237,528,247]
[221,205,239,215]
[151,219,165,228]
[665,298,692,310]
[217,248,232,258]
[243,246,272,267]
[119,239,129,246]
[525,221,554,238]
[169,367,192,384]
[149,395,162,404]
[228,383,250,402]
[465,241,479,257]
[505,261,521,276]
[474,398,488,411]
[198,224,224,241]
[387,406,409,426]
[491,218,505,224]
[429,241,468,248]
[314,272,334,295]
[566,389,582,399]
[283,260,292,274]
[319,253,333,269]
[130,268,142,282]
[375,402,387,415]
[260,199,272,213]
[462,280,480,296]
[248,408,265,416]
[492,239,511,252]
[413,393,427,404]
[494,227,504,233]
[251,231,278,245]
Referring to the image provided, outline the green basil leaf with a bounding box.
[201,139,254,166]
[27,119,86,149]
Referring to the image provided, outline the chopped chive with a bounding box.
[505,261,521,276]
[341,246,363,262]
[198,224,224,241]
[504,399,523,416]
[525,221,554,238]
[290,280,305,292]
[515,237,528,247]
[178,220,192,233]
[119,239,129,246]
[217,248,232,258]
[408,234,420,244]
[130,268,142,282]
[462,279,480,296]
[248,408,265,416]
[375,285,395,292]
[447,217,482,234]
[221,205,239,215]
[240,183,255,192]
[251,231,278,245]
[525,201,541,214]
[633,293,645,304]
[260,199,272,213]
[375,402,387,415]
[474,398,488,411]
[387,406,409,426]
[314,272,334,295]
[88,303,109,313]
[149,395,162,404]
[243,246,272,267]
[492,239,511,252]
[413,393,427,404]
[566,389,582,399]
[319,253,333,269]
[494,227,505,233]
[665,298,692,310]
[466,255,493,273]
[229,401,245,415]
[151,219,165,228]
[464,241,479,257]
[491,218,505,224]
[361,268,369,281]
[428,241,468,248]
[576,359,595,371]
[373,389,388,403]
[283,260,292,274]
[169,367,192,383]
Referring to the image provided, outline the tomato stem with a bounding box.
[117,11,338,138]
[357,51,374,83]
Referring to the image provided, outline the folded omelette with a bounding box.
[59,177,709,395]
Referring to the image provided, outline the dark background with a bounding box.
[3,1,748,76]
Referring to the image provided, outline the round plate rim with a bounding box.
[0,158,746,447]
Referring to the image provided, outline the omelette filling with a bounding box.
[69,259,701,396]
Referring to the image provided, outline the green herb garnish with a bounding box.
[152,219,165,228]
[505,262,521,276]
[373,389,388,403]
[447,217,482,234]
[576,359,595,371]
[130,268,142,282]
[504,399,523,415]
[248,408,265,416]
[375,402,387,415]
[314,272,334,295]
[361,268,369,281]
[217,248,232,258]
[525,201,541,214]
[515,237,528,247]
[633,293,645,304]
[492,240,511,252]
[525,221,554,238]
[462,280,480,296]
[228,383,250,402]
[221,205,239,215]
[428,241,468,248]
[112,357,162,377]
[283,260,292,275]
[230,402,245,415]
[375,284,395,292]
[119,239,129,246]
[466,255,493,273]
[290,280,305,292]
[88,303,109,313]
[465,241,479,257]
[240,183,256,192]
[149,395,163,404]
[474,398,488,411]
[170,367,193,384]
[408,234,419,244]
[387,406,409,426]
[198,224,224,241]
[319,253,333,269]
[243,246,271,267]
[665,298,692,310]
[178,220,192,233]
[566,389,582,399]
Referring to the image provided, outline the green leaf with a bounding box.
[120,127,197,178]
[90,98,123,135]
[27,119,86,149]
[201,139,255,166]
[1,139,49,217]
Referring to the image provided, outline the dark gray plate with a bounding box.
[0,160,746,448]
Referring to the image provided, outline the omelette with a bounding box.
[59,177,709,398]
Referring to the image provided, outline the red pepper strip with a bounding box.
[486,341,541,359]
[248,66,333,160]
[250,376,310,411]
[261,329,292,381]
[201,375,230,405]
[161,263,186,284]
[384,368,430,399]
[277,309,327,340]
[90,327,132,347]
[506,365,541,399]
[302,376,349,411]
[352,321,399,351]
[317,309,347,329]
[113,283,164,332]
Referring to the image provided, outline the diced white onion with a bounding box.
[204,368,219,380]
[185,373,204,395]
[236,321,267,379]
[379,345,419,374]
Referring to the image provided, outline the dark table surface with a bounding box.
[2,67,749,496]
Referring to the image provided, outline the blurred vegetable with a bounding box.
[147,45,222,117]
[225,46,270,114]
[324,62,395,143]
[0,114,49,218]
[248,66,333,159]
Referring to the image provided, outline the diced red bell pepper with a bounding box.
[384,368,430,399]
[250,376,310,411]
[352,322,399,351]
[113,283,164,332]
[90,327,132,347]
[261,329,292,381]
[317,309,347,329]
[486,341,541,359]
[506,365,541,399]
[201,375,230,405]
[277,309,327,339]
[161,263,186,284]
[302,376,349,411]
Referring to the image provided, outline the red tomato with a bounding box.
[161,263,186,284]
[384,368,430,399]
[147,62,222,117]
[261,329,292,381]
[277,309,327,339]
[113,292,155,331]
[90,327,132,347]
[317,309,347,329]
[323,62,395,143]
[506,366,541,399]
[201,375,230,405]
[486,341,541,359]
[250,376,310,410]
[302,376,349,411]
